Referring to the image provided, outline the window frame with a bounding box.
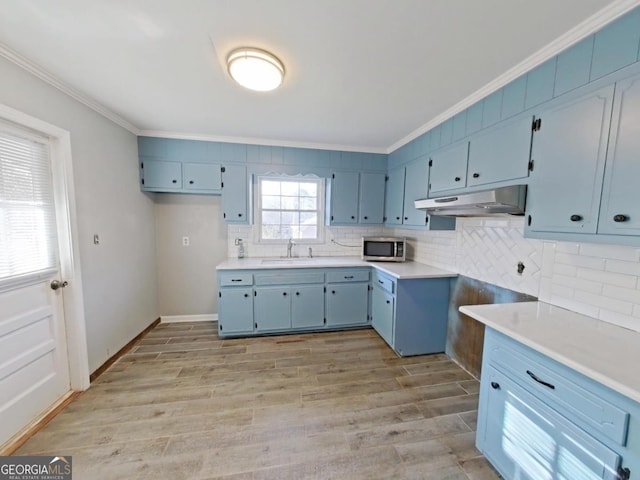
[255,174,325,245]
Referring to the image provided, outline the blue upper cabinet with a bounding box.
[384,167,405,226]
[183,163,222,192]
[430,124,442,151]
[402,159,429,226]
[501,75,527,119]
[598,72,640,236]
[141,160,182,191]
[467,113,533,188]
[525,58,557,109]
[590,9,640,81]
[428,141,469,195]
[221,164,248,224]
[328,171,359,224]
[439,118,454,147]
[452,111,467,142]
[359,172,386,224]
[555,35,594,97]
[526,84,615,235]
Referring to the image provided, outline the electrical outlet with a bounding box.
[182,236,190,246]
[93,234,100,245]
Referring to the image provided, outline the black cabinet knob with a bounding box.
[570,214,583,222]
[472,173,480,178]
[351,215,355,219]
[491,382,500,390]
[364,216,368,220]
[331,290,336,294]
[613,214,628,223]
[244,293,249,298]
[172,179,177,184]
[404,217,408,220]
[454,176,461,182]
[238,213,243,217]
[386,300,390,304]
[296,292,300,296]
[189,180,194,184]
[396,216,400,220]
[283,292,287,296]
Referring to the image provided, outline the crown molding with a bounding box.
[138,130,388,154]
[0,42,140,135]
[387,0,640,154]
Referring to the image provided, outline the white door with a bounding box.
[0,122,72,447]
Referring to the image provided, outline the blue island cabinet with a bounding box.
[370,270,450,356]
[477,329,639,480]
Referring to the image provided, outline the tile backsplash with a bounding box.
[392,217,640,333]
[227,225,384,259]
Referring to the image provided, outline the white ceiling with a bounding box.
[0,0,629,152]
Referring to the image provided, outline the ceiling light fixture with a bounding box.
[227,47,285,92]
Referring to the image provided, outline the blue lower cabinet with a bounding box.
[371,272,450,356]
[371,285,394,346]
[254,287,292,332]
[478,328,639,480]
[291,285,325,329]
[218,287,254,335]
[326,283,369,327]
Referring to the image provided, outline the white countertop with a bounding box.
[216,256,457,280]
[460,301,640,404]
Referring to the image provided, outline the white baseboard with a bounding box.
[160,314,218,323]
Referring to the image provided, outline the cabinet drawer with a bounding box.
[372,270,395,294]
[218,272,253,286]
[487,339,630,446]
[325,269,369,283]
[254,272,324,286]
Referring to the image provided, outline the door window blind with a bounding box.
[0,127,58,285]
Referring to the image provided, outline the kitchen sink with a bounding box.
[260,257,355,266]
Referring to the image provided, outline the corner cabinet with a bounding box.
[370,270,450,356]
[384,160,455,230]
[477,328,638,480]
[327,172,385,225]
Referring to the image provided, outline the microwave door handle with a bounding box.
[394,242,398,258]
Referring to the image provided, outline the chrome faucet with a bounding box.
[286,238,295,258]
[308,247,313,258]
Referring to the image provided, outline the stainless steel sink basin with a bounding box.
[260,258,353,266]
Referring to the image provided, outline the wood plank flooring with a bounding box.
[16,322,502,480]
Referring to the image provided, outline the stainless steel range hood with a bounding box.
[414,185,527,216]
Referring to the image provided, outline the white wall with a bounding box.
[392,217,640,333]
[0,56,158,372]
[154,194,227,316]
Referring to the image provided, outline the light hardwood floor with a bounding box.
[16,322,502,479]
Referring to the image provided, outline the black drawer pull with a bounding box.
[454,176,461,182]
[613,214,628,223]
[189,180,194,184]
[472,173,480,178]
[344,275,354,279]
[172,179,177,184]
[490,381,500,390]
[378,280,384,284]
[526,370,555,390]
[231,279,242,282]
[570,214,582,222]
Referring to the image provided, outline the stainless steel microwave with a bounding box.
[362,237,406,262]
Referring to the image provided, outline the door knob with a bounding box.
[50,280,68,290]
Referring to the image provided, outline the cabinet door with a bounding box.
[467,115,533,187]
[428,142,469,195]
[598,74,640,236]
[358,172,385,224]
[254,287,291,332]
[218,287,254,335]
[371,286,394,348]
[384,167,405,225]
[527,85,614,234]
[326,283,368,327]
[221,164,248,224]
[481,367,622,480]
[141,160,182,190]
[403,160,429,226]
[183,163,222,192]
[330,171,359,224]
[291,285,325,329]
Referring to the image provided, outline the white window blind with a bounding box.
[0,127,58,285]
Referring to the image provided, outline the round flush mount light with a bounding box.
[227,47,285,92]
